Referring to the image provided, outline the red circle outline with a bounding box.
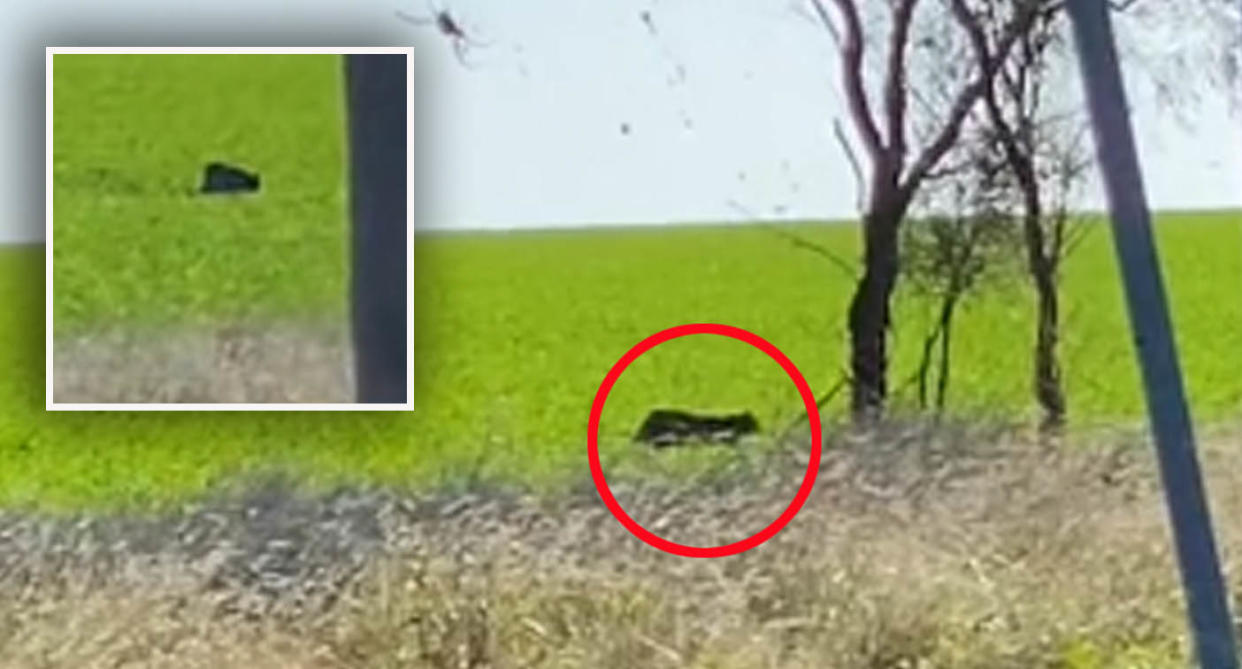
[587,323,822,558]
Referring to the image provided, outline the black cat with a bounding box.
[200,162,261,194]
[633,409,759,448]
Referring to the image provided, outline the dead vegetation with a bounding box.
[50,321,353,404]
[1,419,1239,668]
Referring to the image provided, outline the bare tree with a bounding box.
[953,0,1238,434]
[955,2,1094,435]
[899,129,1021,415]
[809,0,1046,424]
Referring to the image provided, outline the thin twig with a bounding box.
[833,117,867,214]
[779,371,852,442]
[727,200,857,279]
[807,0,843,46]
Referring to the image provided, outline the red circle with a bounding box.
[587,323,822,558]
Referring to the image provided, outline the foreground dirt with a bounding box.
[1,421,1239,668]
[51,321,352,404]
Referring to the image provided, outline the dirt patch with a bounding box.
[51,321,353,404]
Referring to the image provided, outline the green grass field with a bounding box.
[20,53,1242,513]
[51,54,348,334]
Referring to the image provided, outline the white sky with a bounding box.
[11,0,1241,242]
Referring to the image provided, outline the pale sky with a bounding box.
[11,0,1241,243]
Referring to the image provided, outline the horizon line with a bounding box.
[7,205,1237,246]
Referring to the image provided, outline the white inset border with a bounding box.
[45,46,415,412]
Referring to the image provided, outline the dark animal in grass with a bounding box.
[633,409,759,448]
[200,162,260,194]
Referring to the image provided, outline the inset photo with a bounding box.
[46,47,413,410]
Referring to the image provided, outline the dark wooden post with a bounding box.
[1064,3,1238,667]
[343,54,409,404]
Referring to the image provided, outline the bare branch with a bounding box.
[883,0,919,162]
[922,155,977,181]
[764,223,859,277]
[833,117,867,213]
[822,0,885,164]
[902,0,1041,197]
[805,0,843,46]
[727,199,858,278]
[957,0,1027,170]
[1061,216,1095,258]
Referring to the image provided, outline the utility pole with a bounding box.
[1064,2,1239,667]
[343,53,410,404]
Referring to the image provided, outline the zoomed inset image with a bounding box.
[47,48,411,409]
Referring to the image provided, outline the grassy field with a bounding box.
[27,52,1242,513]
[51,53,348,335]
[14,210,1242,512]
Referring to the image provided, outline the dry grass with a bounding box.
[2,420,1240,668]
[50,321,353,404]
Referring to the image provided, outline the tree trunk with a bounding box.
[977,50,1071,434]
[916,320,941,410]
[1015,170,1067,433]
[848,202,904,424]
[1031,256,1065,431]
[934,292,958,415]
